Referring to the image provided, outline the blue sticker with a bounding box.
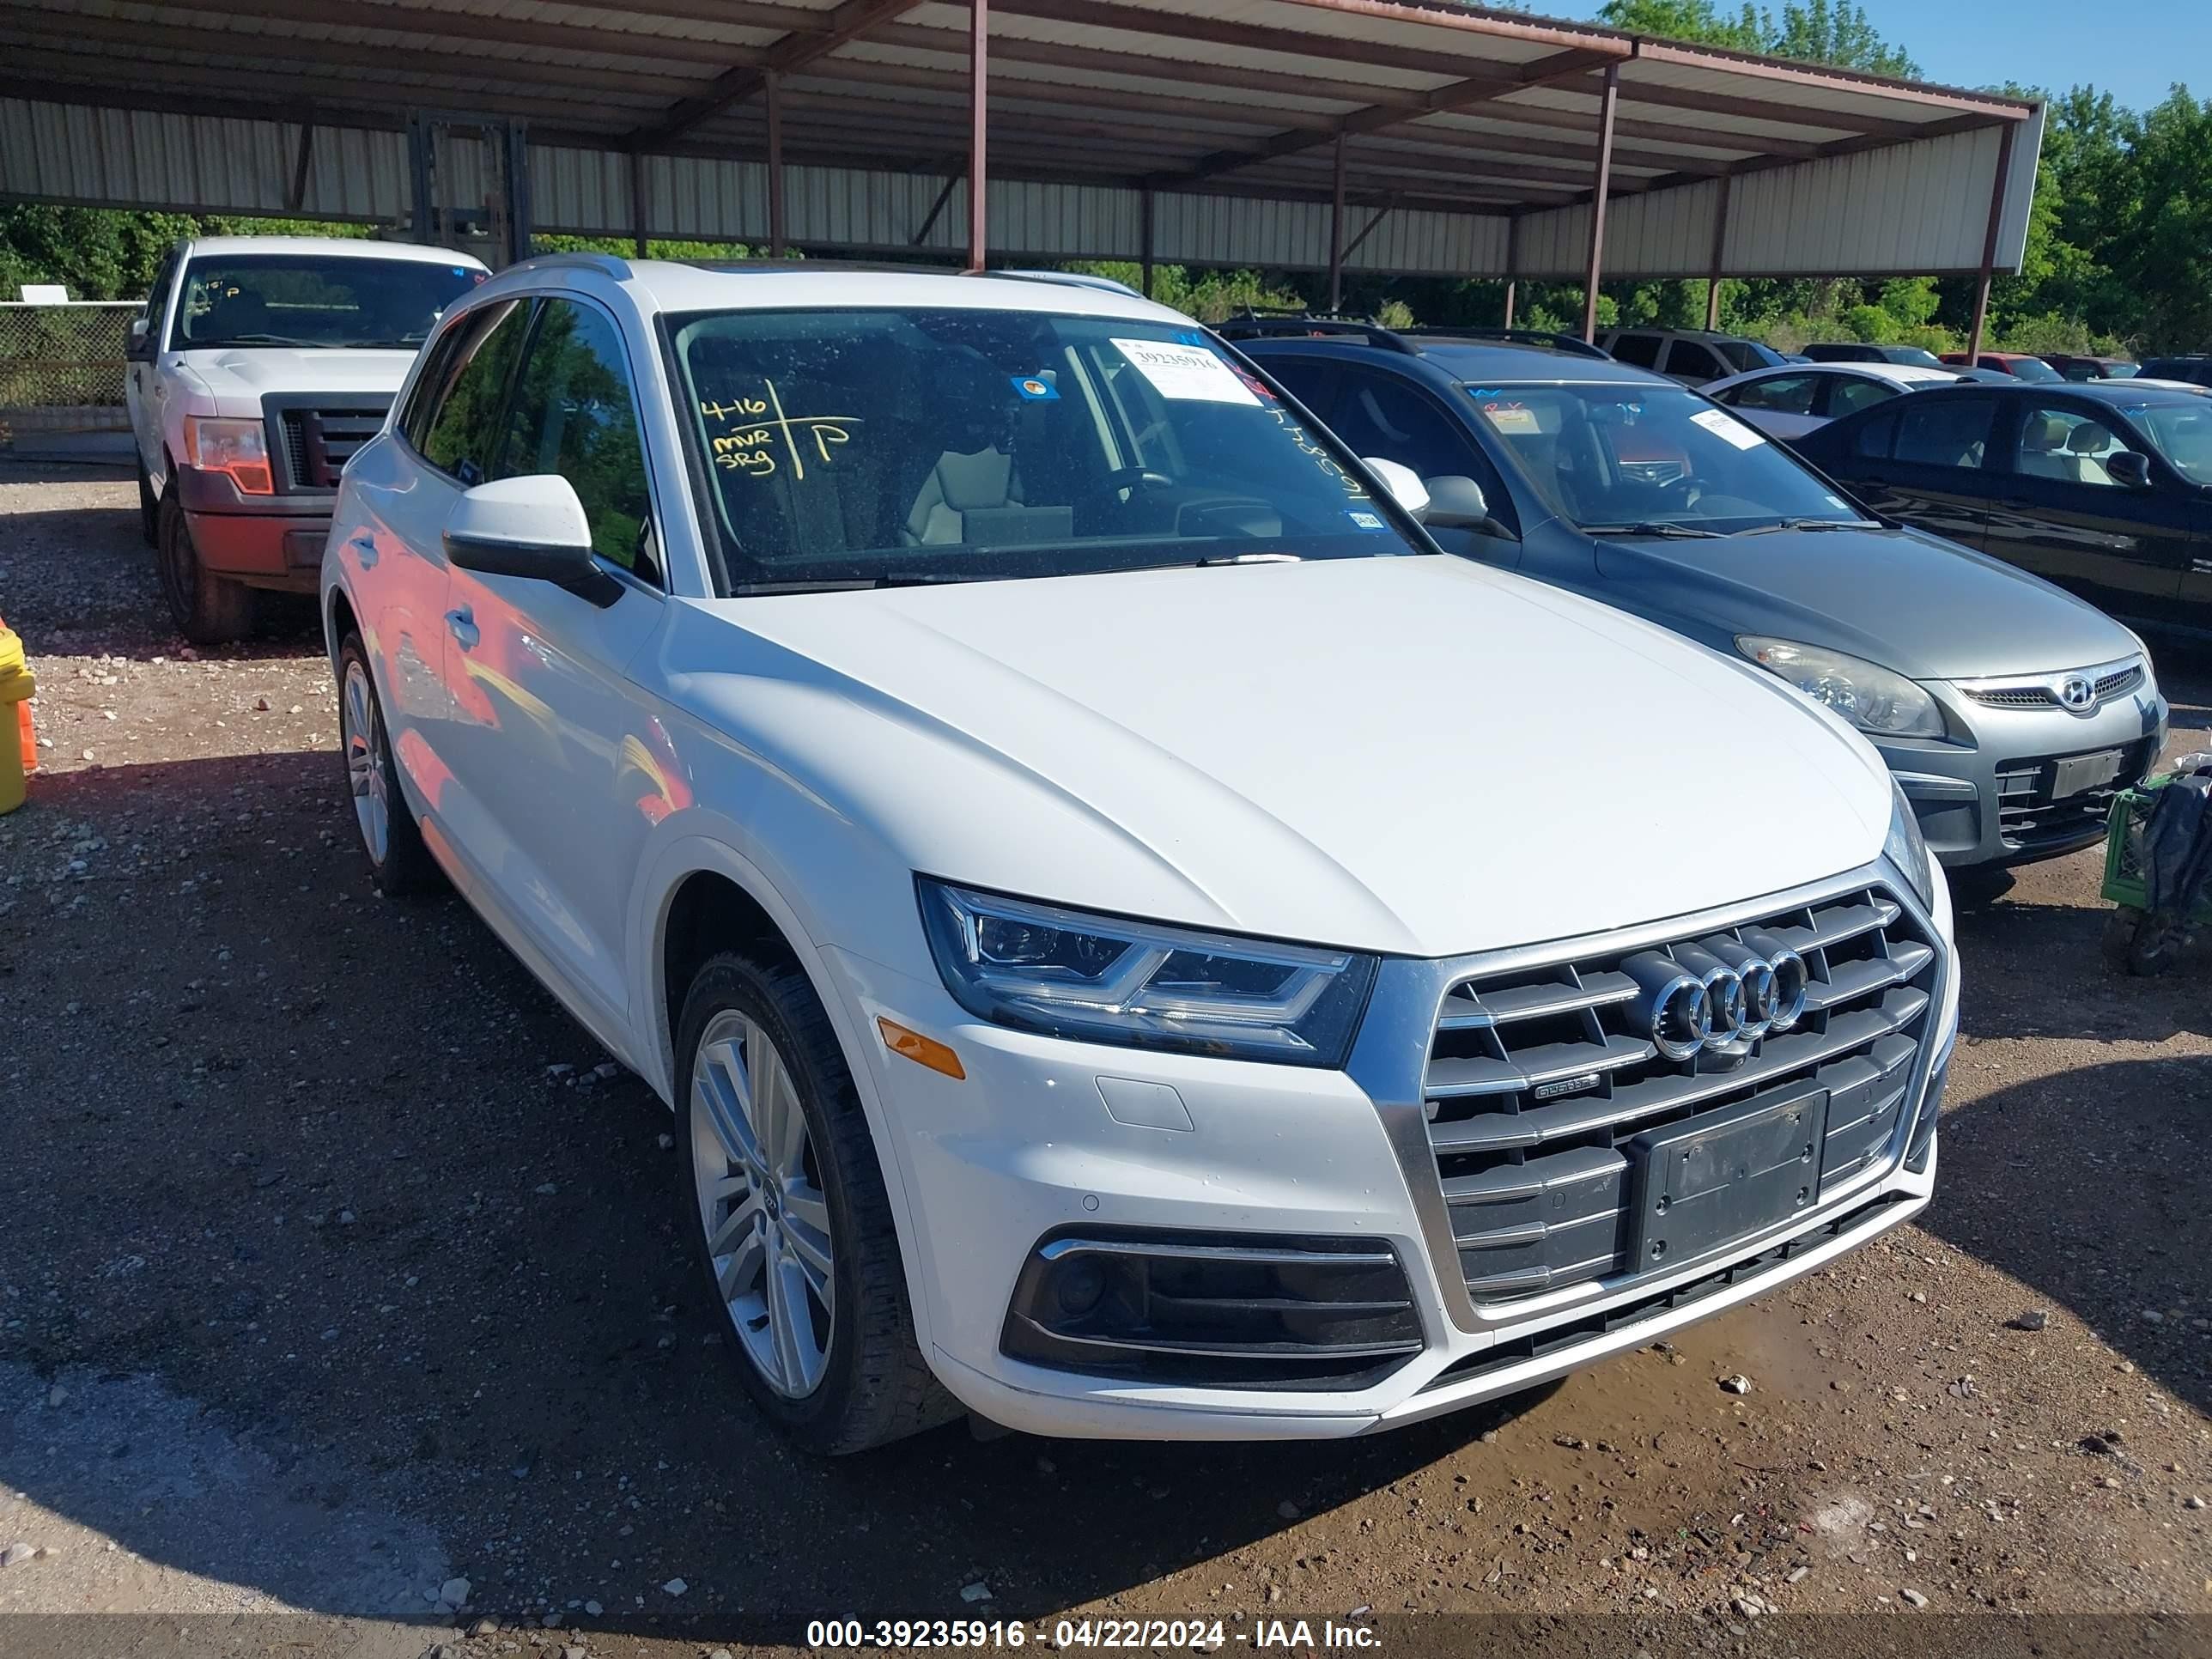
[1011,374,1059,400]
[1345,509,1387,532]
[1176,330,1207,347]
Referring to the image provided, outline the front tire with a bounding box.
[676,952,955,1454]
[136,459,158,546]
[156,488,257,646]
[337,633,438,897]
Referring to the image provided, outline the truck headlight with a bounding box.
[1885,780,1936,909]
[918,879,1377,1067]
[182,415,273,495]
[1736,636,1943,738]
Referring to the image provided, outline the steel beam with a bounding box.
[1966,119,2016,361]
[1581,62,1617,343]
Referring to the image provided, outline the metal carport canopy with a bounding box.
[0,0,2042,342]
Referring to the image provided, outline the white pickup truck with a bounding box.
[126,236,487,643]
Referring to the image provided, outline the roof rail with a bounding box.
[514,251,633,278]
[1399,326,1613,360]
[1211,316,1418,355]
[987,269,1147,298]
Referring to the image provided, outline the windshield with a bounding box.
[668,308,1423,591]
[2006,357,2063,383]
[173,255,483,350]
[1461,381,1869,534]
[1887,347,1946,368]
[2130,401,2212,484]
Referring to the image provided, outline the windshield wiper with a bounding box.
[1582,521,1727,539]
[198,332,322,349]
[1729,517,1869,536]
[1194,552,1302,566]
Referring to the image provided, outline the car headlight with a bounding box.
[1884,780,1936,909]
[1736,635,1944,738]
[917,879,1378,1067]
[182,414,273,495]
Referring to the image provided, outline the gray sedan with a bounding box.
[1237,336,2168,872]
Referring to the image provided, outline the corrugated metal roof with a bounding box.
[0,0,2042,282]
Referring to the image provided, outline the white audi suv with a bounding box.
[323,256,1957,1452]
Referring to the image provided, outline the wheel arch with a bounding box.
[639,836,939,1358]
[325,585,361,672]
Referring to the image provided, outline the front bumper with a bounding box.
[832,859,1957,1441]
[176,465,332,592]
[1887,676,2165,869]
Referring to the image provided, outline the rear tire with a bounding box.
[156,488,257,646]
[337,633,438,897]
[675,951,956,1455]
[136,460,158,546]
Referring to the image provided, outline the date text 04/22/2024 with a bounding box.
[803,1620,1382,1650]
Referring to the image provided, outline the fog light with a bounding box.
[1001,1230,1423,1389]
[1054,1257,1108,1316]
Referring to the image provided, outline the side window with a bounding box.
[1260,358,1338,421]
[495,298,658,584]
[1850,407,1899,460]
[1893,396,1996,470]
[1826,377,1897,417]
[1664,341,1729,382]
[1609,333,1662,369]
[1728,374,1821,414]
[143,248,179,343]
[398,320,470,452]
[1327,371,1514,531]
[418,300,531,486]
[2009,403,2129,487]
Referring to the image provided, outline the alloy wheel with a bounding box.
[341,659,390,866]
[690,1010,836,1397]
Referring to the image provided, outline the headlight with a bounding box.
[182,415,273,495]
[917,879,1378,1067]
[1736,635,1944,738]
[1884,780,1936,909]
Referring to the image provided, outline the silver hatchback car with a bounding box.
[1235,332,2168,876]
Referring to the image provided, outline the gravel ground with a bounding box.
[3,461,2211,1659]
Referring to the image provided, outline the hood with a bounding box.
[174,347,416,413]
[1592,524,2136,680]
[686,556,1892,959]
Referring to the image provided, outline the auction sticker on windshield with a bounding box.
[1691,407,1765,449]
[1114,338,1261,405]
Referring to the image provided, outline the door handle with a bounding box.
[349,532,378,570]
[445,607,479,650]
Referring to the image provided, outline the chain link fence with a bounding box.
[0,301,140,438]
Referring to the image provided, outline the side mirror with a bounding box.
[2106,450,2153,489]
[442,476,619,605]
[125,316,152,362]
[1420,474,1493,531]
[1363,456,1430,520]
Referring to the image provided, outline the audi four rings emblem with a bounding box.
[1622,934,1808,1061]
[2058,675,2095,710]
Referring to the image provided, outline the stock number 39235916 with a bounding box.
[805,1620,1230,1650]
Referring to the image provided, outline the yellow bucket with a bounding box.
[0,620,34,816]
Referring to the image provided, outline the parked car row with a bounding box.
[1227,327,2166,876]
[125,238,2184,1459]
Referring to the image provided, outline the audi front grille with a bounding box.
[1416,880,1941,1306]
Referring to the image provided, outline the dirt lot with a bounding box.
[3,459,2212,1659]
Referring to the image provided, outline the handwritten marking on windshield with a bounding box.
[700,381,856,479]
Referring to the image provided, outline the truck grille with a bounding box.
[275,401,390,492]
[1994,736,2154,851]
[1423,883,1938,1305]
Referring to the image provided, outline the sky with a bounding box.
[1554,0,2210,112]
